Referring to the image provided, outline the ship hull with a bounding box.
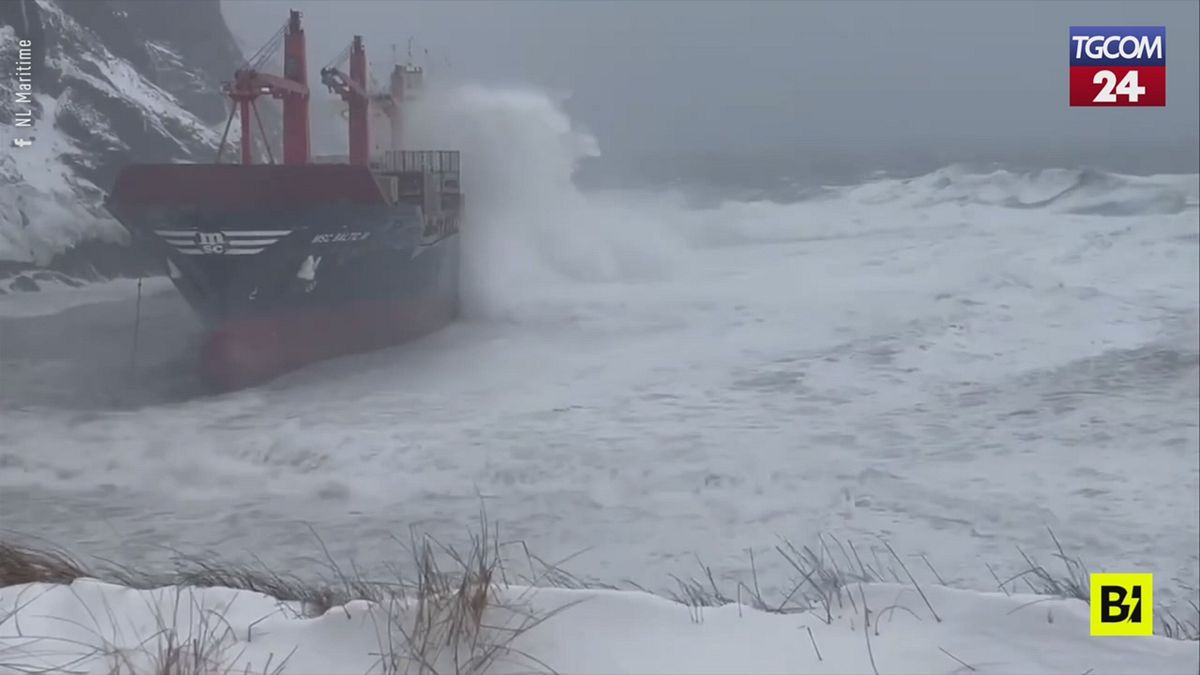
[200,250,458,389]
[106,162,462,389]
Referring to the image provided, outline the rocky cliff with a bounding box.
[0,0,266,290]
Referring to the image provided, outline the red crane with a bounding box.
[216,10,311,165]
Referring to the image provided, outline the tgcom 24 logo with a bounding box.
[1069,26,1166,107]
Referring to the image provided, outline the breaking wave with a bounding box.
[394,82,1196,318]
[834,165,1200,216]
[399,84,686,320]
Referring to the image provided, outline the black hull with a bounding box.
[105,161,463,388]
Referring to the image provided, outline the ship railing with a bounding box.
[312,154,351,164]
[381,150,460,173]
[311,151,460,174]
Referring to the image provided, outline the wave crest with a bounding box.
[839,165,1199,216]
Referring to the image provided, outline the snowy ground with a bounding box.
[0,276,173,319]
[0,88,1198,667]
[2,579,1196,675]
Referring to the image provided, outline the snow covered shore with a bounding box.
[2,579,1196,674]
[1,538,1197,675]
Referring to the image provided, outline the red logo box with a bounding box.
[1069,66,1166,107]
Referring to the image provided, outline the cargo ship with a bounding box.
[105,10,462,390]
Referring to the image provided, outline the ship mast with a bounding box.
[281,10,311,165]
[321,36,370,166]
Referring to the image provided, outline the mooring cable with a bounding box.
[129,274,143,381]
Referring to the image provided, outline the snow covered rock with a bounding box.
[0,0,260,280]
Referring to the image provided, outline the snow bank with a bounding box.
[1,579,1194,675]
[0,275,173,318]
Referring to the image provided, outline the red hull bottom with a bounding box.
[200,295,455,390]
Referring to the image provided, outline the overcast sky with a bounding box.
[220,0,1199,170]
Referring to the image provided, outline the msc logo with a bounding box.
[1069,26,1166,107]
[1090,573,1153,636]
[195,231,228,255]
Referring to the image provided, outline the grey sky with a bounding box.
[219,0,1199,171]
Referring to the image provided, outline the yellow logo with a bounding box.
[1090,573,1153,636]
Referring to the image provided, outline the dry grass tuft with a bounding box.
[0,582,291,675]
[1159,601,1200,641]
[104,586,286,675]
[369,512,578,675]
[0,541,90,587]
[1001,529,1090,601]
[663,535,886,625]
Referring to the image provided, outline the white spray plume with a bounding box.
[400,83,685,319]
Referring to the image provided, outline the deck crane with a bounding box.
[323,37,424,159]
[216,10,311,166]
[320,36,370,166]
